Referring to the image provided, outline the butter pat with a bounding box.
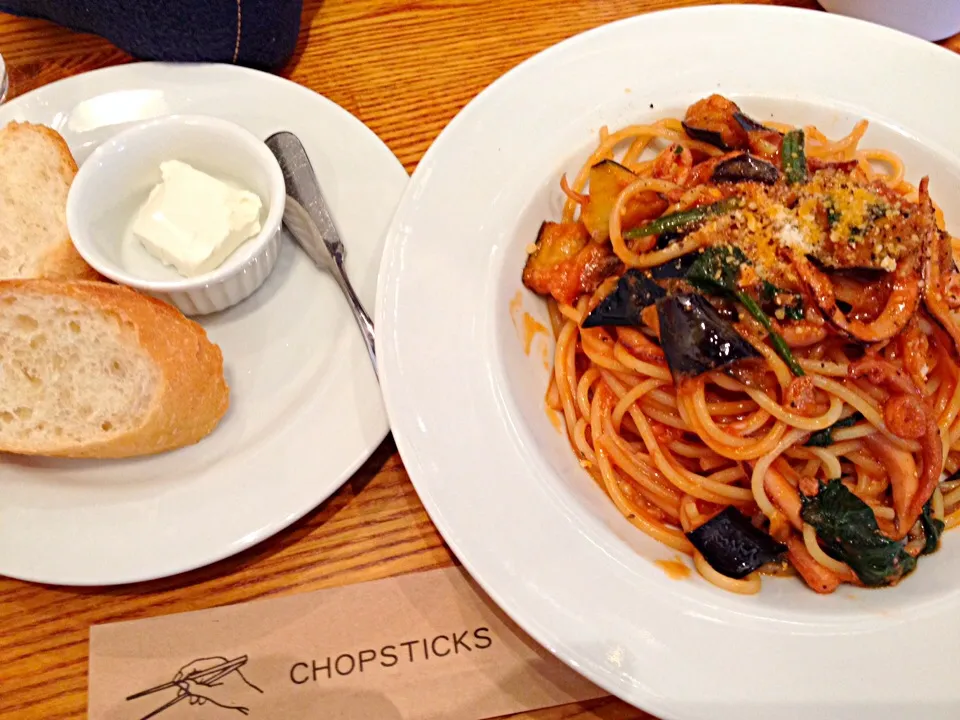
[132,160,263,277]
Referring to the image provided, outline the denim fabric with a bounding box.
[0,0,302,70]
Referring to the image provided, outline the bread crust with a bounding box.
[0,280,229,458]
[0,122,102,281]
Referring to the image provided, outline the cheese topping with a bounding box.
[686,169,922,290]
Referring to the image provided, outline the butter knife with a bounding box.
[265,131,377,378]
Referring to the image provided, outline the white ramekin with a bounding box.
[66,114,285,315]
[819,0,960,42]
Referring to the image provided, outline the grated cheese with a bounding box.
[681,168,921,291]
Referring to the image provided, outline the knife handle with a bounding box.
[329,256,378,378]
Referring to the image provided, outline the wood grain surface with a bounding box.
[2,2,959,719]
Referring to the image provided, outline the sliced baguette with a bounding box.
[0,280,229,458]
[0,122,100,280]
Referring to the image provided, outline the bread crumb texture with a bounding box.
[0,291,156,448]
[0,122,100,280]
[0,281,228,458]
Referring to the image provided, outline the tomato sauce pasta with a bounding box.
[522,95,960,594]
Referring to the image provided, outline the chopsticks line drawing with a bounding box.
[136,660,253,720]
[126,655,250,700]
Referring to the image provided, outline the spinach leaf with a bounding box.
[687,245,749,294]
[805,413,862,448]
[920,501,945,556]
[784,302,805,322]
[760,280,804,321]
[686,247,804,376]
[800,480,917,587]
[760,280,778,303]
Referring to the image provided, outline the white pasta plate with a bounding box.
[376,6,960,719]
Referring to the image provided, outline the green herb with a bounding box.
[867,202,887,222]
[806,413,862,447]
[782,129,807,185]
[673,144,684,155]
[784,302,805,322]
[623,198,740,239]
[686,246,805,376]
[687,245,748,294]
[800,479,917,587]
[826,205,841,227]
[760,280,778,303]
[920,501,945,556]
[739,294,804,376]
[760,281,804,321]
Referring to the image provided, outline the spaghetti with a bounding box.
[521,95,960,594]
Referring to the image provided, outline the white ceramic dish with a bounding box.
[376,6,960,719]
[67,114,286,315]
[0,63,407,585]
[819,0,960,42]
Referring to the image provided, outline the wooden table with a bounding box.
[3,2,959,718]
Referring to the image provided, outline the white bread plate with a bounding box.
[0,64,406,586]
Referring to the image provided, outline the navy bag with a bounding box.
[0,0,303,71]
